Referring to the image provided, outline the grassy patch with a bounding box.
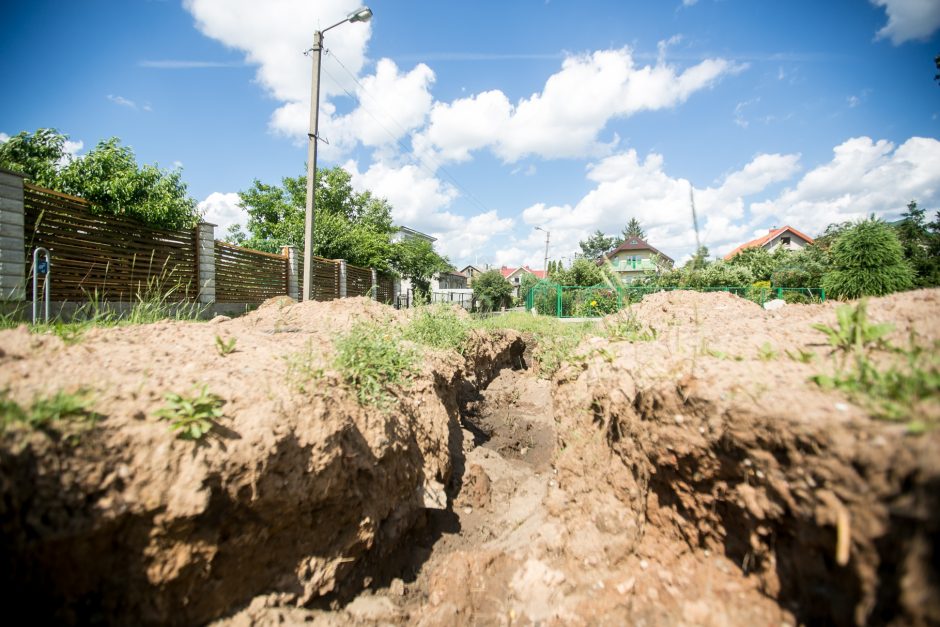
[1,388,101,434]
[473,312,598,377]
[601,309,657,342]
[334,323,418,407]
[403,304,470,352]
[810,301,939,430]
[285,340,326,394]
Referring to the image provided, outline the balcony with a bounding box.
[614,259,658,272]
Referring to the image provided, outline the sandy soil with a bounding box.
[1,290,938,625]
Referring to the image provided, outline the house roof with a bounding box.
[395,226,437,242]
[500,265,546,279]
[460,265,482,274]
[447,270,467,277]
[606,237,675,264]
[723,226,815,260]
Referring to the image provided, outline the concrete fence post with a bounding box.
[283,246,299,300]
[371,268,377,301]
[338,260,347,298]
[195,222,216,305]
[0,169,27,303]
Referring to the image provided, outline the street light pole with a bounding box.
[302,7,373,301]
[535,226,550,274]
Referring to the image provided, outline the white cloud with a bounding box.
[751,136,940,233]
[682,0,699,6]
[185,0,372,136]
[0,132,9,143]
[847,95,861,108]
[107,94,138,109]
[417,47,745,164]
[872,0,940,44]
[343,159,513,263]
[198,192,247,237]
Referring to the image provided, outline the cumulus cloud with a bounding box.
[185,0,372,137]
[417,47,745,164]
[871,0,940,44]
[343,159,513,262]
[198,192,248,237]
[751,136,940,233]
[0,132,9,143]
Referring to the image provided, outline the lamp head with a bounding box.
[348,7,373,22]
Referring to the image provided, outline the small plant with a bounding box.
[334,323,418,407]
[812,301,894,366]
[786,348,817,364]
[757,342,778,361]
[602,310,656,342]
[215,334,237,356]
[156,385,225,440]
[285,341,326,394]
[810,302,939,430]
[1,388,101,433]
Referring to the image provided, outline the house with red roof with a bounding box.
[604,237,674,284]
[723,226,815,260]
[500,265,546,298]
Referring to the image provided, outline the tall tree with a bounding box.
[579,230,617,260]
[622,218,646,241]
[822,218,914,299]
[472,269,513,311]
[896,200,940,286]
[391,237,450,296]
[0,128,198,229]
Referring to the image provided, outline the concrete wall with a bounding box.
[0,169,26,302]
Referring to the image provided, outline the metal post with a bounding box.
[302,30,323,302]
[32,247,51,323]
[543,230,550,274]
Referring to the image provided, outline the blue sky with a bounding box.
[2,0,939,268]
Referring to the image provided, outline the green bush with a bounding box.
[822,218,914,299]
[473,270,514,311]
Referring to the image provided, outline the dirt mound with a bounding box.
[556,289,940,625]
[624,288,765,329]
[0,300,522,625]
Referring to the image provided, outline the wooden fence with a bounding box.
[346,263,373,298]
[214,242,288,303]
[15,181,399,309]
[23,184,197,301]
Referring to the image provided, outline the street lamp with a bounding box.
[534,226,550,275]
[302,6,373,301]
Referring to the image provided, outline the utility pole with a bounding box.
[535,226,550,274]
[302,31,323,302]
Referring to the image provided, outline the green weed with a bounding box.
[810,302,939,430]
[757,342,779,361]
[601,310,657,342]
[285,341,326,394]
[786,348,817,364]
[403,304,470,352]
[1,388,101,433]
[156,385,225,440]
[215,334,237,356]
[334,323,418,407]
[473,312,597,377]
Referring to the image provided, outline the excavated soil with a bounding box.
[1,291,939,625]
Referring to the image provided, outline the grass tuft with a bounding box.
[334,323,418,407]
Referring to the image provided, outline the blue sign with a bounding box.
[37,260,49,275]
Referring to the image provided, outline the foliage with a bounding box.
[895,200,940,287]
[685,245,710,271]
[822,218,914,299]
[1,388,100,432]
[391,237,451,297]
[771,245,829,288]
[334,323,417,407]
[570,287,620,317]
[622,218,646,241]
[284,341,326,394]
[403,304,470,352]
[578,230,618,260]
[552,257,607,287]
[644,260,754,289]
[230,166,400,270]
[472,270,514,311]
[215,335,237,356]
[0,128,70,188]
[810,301,938,428]
[156,385,225,440]
[517,272,541,305]
[602,309,657,342]
[727,246,788,282]
[0,129,199,230]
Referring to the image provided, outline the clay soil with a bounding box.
[1,290,938,626]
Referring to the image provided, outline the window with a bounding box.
[782,236,791,245]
